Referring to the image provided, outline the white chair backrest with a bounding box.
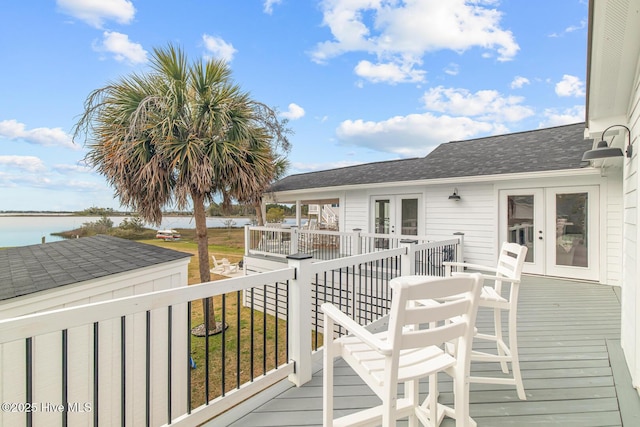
[387,274,482,353]
[495,242,528,280]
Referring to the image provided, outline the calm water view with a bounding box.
[0,215,255,248]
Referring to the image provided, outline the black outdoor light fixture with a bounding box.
[582,124,632,161]
[448,188,461,201]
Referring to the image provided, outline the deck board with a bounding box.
[220,276,640,426]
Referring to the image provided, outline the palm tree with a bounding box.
[73,44,289,334]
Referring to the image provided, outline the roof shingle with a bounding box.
[270,122,592,192]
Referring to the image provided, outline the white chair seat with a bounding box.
[480,286,507,303]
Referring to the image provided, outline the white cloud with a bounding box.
[510,76,530,89]
[539,105,585,128]
[354,60,425,84]
[0,119,78,150]
[444,63,459,76]
[555,74,585,97]
[336,113,508,157]
[203,34,237,62]
[95,31,147,64]
[550,19,587,37]
[52,163,93,174]
[565,19,587,33]
[263,0,282,15]
[312,0,519,84]
[57,0,135,28]
[422,86,534,122]
[281,103,306,120]
[0,155,47,173]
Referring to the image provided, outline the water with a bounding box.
[0,215,257,248]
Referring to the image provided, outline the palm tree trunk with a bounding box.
[193,192,217,330]
[254,201,265,226]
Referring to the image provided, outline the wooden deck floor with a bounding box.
[218,276,640,426]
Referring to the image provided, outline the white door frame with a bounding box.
[499,189,545,275]
[499,186,600,281]
[545,186,599,281]
[370,194,421,236]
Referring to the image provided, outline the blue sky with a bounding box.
[0,0,588,211]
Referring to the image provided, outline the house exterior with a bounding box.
[0,235,192,426]
[265,0,640,394]
[267,122,622,285]
[585,0,640,392]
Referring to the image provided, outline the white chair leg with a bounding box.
[493,307,509,373]
[323,319,334,426]
[406,380,419,427]
[429,373,439,425]
[509,309,526,400]
[453,371,469,427]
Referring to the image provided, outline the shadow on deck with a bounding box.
[215,276,640,426]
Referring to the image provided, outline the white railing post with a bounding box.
[454,232,465,273]
[244,224,251,256]
[352,228,362,255]
[287,253,314,386]
[400,239,418,276]
[290,227,299,254]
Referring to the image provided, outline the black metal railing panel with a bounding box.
[310,253,402,350]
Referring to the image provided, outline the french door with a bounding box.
[372,195,420,236]
[499,186,599,281]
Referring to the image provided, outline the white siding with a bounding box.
[343,190,368,232]
[622,70,640,389]
[424,184,496,267]
[606,171,624,286]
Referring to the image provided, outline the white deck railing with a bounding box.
[245,225,463,261]
[0,238,462,427]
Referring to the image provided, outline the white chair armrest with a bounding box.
[445,262,499,274]
[442,261,465,268]
[478,274,520,284]
[321,303,392,355]
[451,271,520,284]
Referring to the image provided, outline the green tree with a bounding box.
[73,44,289,333]
[266,206,285,223]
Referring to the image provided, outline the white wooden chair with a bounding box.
[443,242,528,400]
[210,256,226,274]
[322,273,483,427]
[222,258,239,274]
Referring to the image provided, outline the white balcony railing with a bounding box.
[0,238,462,426]
[245,225,463,261]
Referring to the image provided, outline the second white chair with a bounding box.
[322,273,483,427]
[443,242,528,400]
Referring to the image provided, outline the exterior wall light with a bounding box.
[448,188,461,201]
[582,125,632,161]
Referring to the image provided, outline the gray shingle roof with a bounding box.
[270,122,592,192]
[0,235,191,301]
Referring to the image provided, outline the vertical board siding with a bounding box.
[342,190,367,232]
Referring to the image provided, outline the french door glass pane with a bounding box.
[555,193,588,267]
[401,199,418,235]
[374,199,390,234]
[507,195,534,263]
